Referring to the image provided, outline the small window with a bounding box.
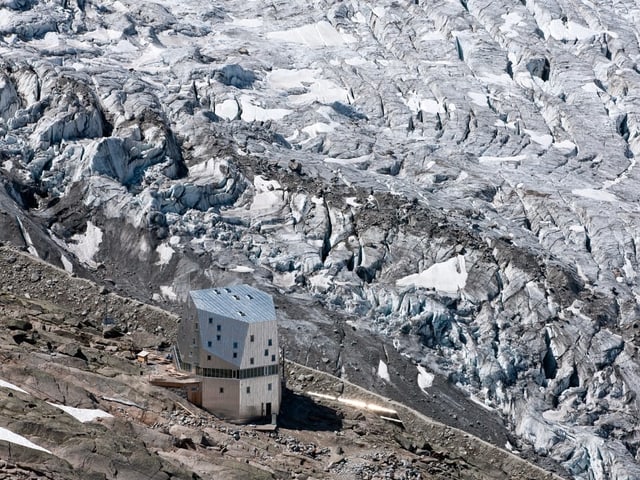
[246,294,253,300]
[207,355,211,361]
[268,383,272,391]
[207,341,212,347]
[217,324,221,331]
[271,354,276,362]
[216,335,221,341]
[209,318,213,324]
[192,338,196,345]
[219,387,224,394]
[233,342,238,349]
[250,335,254,342]
[268,339,273,346]
[264,349,269,356]
[233,352,238,358]
[246,386,251,394]
[250,357,254,365]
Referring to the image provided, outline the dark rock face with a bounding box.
[1,1,640,478]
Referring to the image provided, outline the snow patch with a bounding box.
[160,285,177,300]
[68,221,103,267]
[0,379,28,394]
[417,365,434,392]
[216,99,239,120]
[0,427,51,454]
[155,243,175,266]
[547,19,600,41]
[377,360,391,381]
[397,255,468,295]
[572,188,618,202]
[239,95,291,122]
[59,254,73,273]
[267,21,356,47]
[230,265,255,273]
[478,154,526,163]
[48,403,113,423]
[229,17,263,28]
[467,91,487,107]
[523,129,553,148]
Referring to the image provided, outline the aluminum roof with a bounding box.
[189,285,275,324]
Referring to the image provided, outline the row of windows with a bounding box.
[203,333,273,347]
[220,383,273,395]
[194,364,280,379]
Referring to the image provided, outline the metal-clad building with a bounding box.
[175,285,281,422]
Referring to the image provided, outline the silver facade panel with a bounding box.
[189,285,275,324]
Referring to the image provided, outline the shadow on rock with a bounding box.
[278,389,342,432]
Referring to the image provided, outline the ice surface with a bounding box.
[397,255,468,294]
[0,426,51,454]
[48,403,113,423]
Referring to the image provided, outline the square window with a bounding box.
[264,349,269,356]
[217,324,221,331]
[268,339,273,346]
[271,354,276,362]
[207,355,211,361]
[209,318,213,324]
[207,341,212,347]
[250,334,255,342]
[246,386,251,394]
[219,387,224,394]
[233,341,238,349]
[233,352,238,358]
[216,335,221,341]
[268,383,272,391]
[250,357,254,365]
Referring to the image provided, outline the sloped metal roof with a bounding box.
[189,285,275,323]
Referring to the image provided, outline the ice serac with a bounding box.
[1,1,640,478]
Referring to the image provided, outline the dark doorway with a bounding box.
[265,402,272,417]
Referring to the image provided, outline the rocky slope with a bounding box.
[1,1,640,478]
[0,244,562,480]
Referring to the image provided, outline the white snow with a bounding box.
[0,427,51,454]
[572,188,619,202]
[547,19,599,41]
[377,360,391,381]
[523,129,554,148]
[15,216,39,258]
[228,17,263,28]
[160,285,177,300]
[500,12,523,37]
[582,82,602,93]
[216,98,239,120]
[406,96,444,115]
[60,254,74,273]
[302,122,336,138]
[0,379,28,394]
[397,255,468,294]
[230,265,255,273]
[48,403,113,423]
[2,160,12,171]
[467,91,488,108]
[267,69,348,106]
[267,21,356,47]
[68,221,103,267]
[239,95,291,122]
[155,243,175,266]
[417,365,434,392]
[478,154,526,163]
